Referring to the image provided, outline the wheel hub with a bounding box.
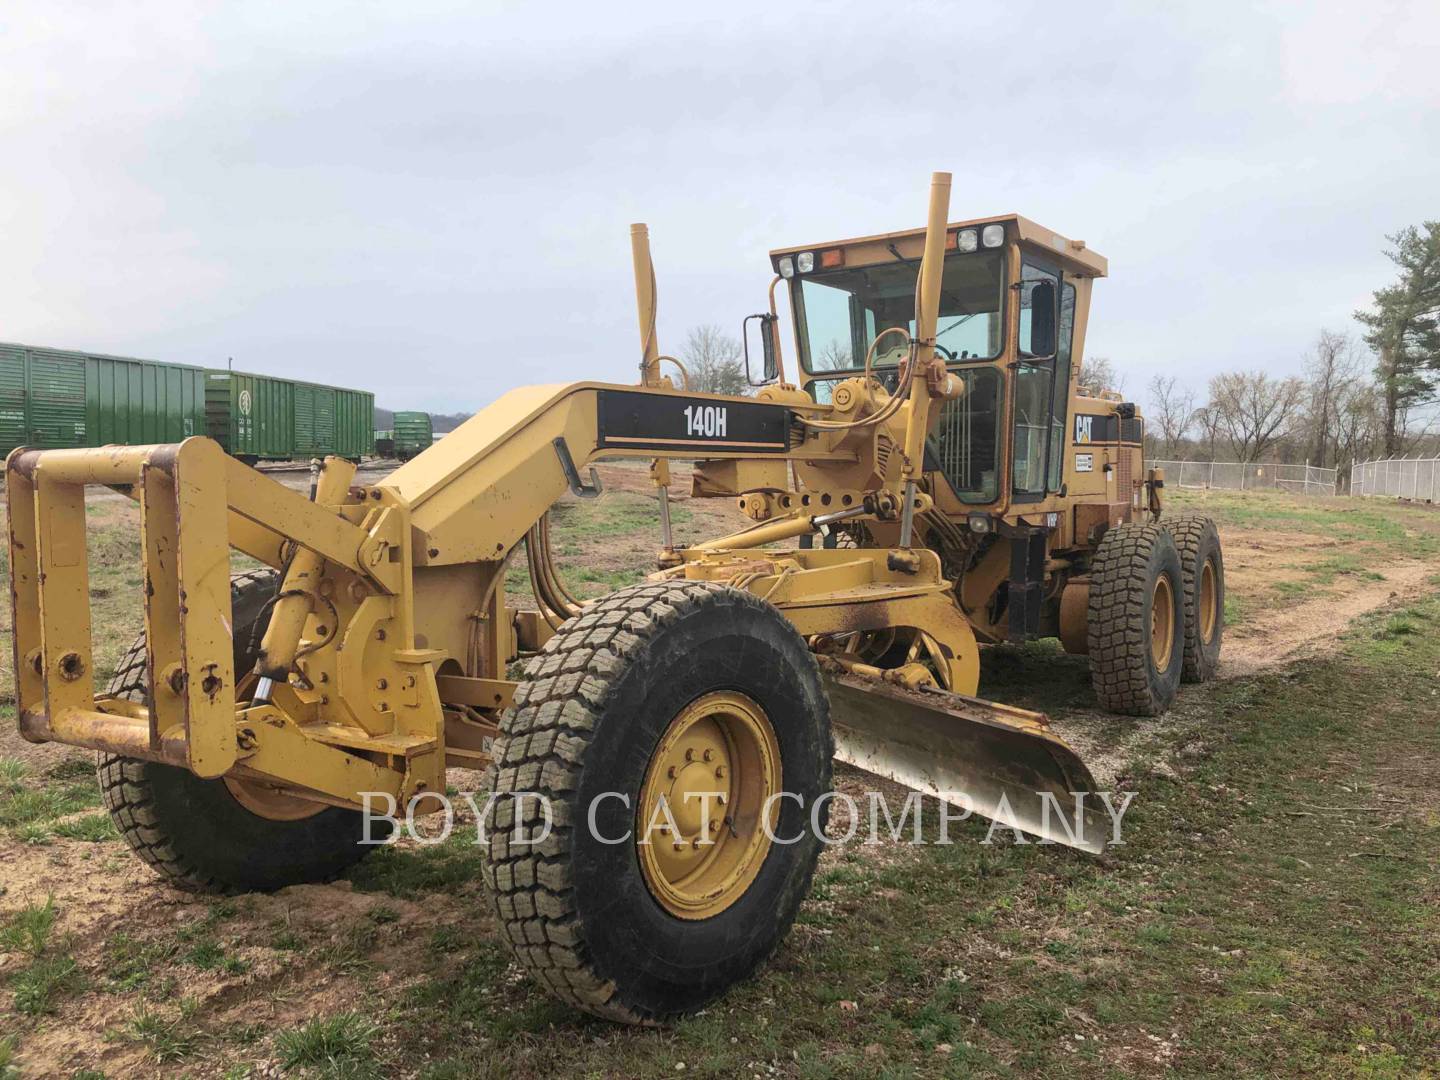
[1151,574,1176,669]
[637,691,780,920]
[224,776,326,821]
[1199,559,1218,644]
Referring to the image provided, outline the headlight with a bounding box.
[796,251,815,273]
[778,256,795,279]
[981,224,1005,248]
[956,228,978,253]
[967,513,992,533]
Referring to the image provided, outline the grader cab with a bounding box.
[6,172,1224,1023]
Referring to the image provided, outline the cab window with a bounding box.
[795,250,1006,374]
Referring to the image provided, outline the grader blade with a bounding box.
[824,673,1109,853]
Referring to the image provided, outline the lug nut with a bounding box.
[684,748,694,762]
[702,749,714,762]
[375,678,388,690]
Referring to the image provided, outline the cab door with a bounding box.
[1011,257,1074,502]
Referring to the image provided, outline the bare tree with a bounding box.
[1078,356,1124,396]
[1303,330,1362,467]
[1205,371,1306,463]
[1146,375,1195,458]
[817,338,855,372]
[1191,404,1223,461]
[680,325,748,396]
[1333,380,1384,471]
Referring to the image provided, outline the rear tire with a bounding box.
[1087,523,1185,716]
[98,569,382,893]
[481,581,832,1023]
[1167,515,1224,682]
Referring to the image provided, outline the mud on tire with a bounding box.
[480,581,833,1024]
[98,569,381,894]
[1086,523,1185,716]
[1166,514,1224,683]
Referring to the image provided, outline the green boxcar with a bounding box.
[206,369,374,462]
[205,370,292,461]
[0,341,207,456]
[391,411,433,461]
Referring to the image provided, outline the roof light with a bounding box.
[778,256,794,278]
[820,248,844,269]
[957,228,979,253]
[981,224,1005,248]
[796,251,815,273]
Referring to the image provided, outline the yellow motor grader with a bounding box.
[6,172,1223,1023]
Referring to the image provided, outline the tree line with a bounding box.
[1141,221,1440,472]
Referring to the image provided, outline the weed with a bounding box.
[0,758,26,791]
[0,896,56,956]
[272,929,305,952]
[53,813,119,842]
[185,939,226,970]
[347,834,483,898]
[275,1013,379,1075]
[12,953,84,1015]
[104,932,178,992]
[126,1002,197,1062]
[0,1035,18,1080]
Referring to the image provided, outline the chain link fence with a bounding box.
[1351,455,1440,503]
[1152,460,1339,496]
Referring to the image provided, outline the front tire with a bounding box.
[1087,523,1185,716]
[98,569,381,893]
[481,581,832,1023]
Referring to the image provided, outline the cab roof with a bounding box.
[769,213,1108,279]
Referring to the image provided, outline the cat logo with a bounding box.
[1074,415,1093,444]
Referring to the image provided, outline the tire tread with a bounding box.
[481,579,830,1024]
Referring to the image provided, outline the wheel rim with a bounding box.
[224,777,326,821]
[1151,575,1176,670]
[1199,558,1219,644]
[637,691,780,920]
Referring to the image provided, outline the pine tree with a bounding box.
[1355,223,1440,455]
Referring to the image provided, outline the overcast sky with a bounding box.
[3,1,1437,414]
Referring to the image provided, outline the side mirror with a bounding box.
[743,313,780,384]
[1027,280,1058,359]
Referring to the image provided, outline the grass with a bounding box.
[369,590,1440,1076]
[125,1001,199,1063]
[51,813,119,842]
[0,1036,18,1080]
[3,476,1440,1075]
[11,953,84,1016]
[2,895,87,1017]
[275,1013,380,1077]
[0,895,56,956]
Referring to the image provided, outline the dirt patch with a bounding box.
[0,829,491,1078]
[1221,559,1437,676]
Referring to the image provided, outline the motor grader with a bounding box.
[6,172,1224,1023]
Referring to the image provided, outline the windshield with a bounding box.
[795,250,1006,373]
